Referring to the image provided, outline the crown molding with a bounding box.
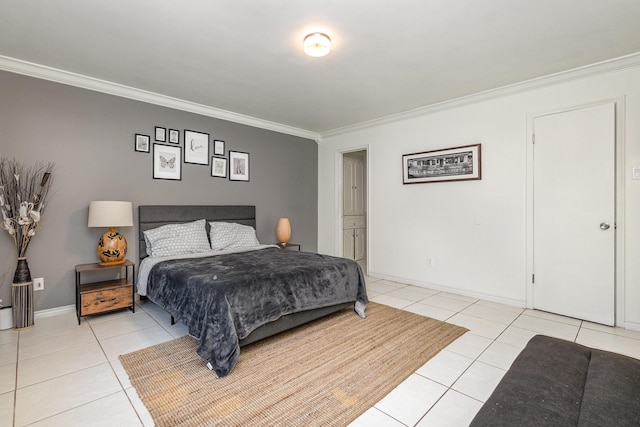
[0,55,320,142]
[319,52,640,141]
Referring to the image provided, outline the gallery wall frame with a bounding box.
[402,143,481,184]
[214,139,225,156]
[155,126,166,142]
[169,129,180,143]
[211,156,227,178]
[135,134,150,153]
[184,129,210,165]
[153,144,182,180]
[229,151,250,182]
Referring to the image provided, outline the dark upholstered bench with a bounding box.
[470,335,640,426]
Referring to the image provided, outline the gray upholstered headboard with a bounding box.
[138,205,256,260]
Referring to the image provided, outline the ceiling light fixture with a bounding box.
[304,32,331,57]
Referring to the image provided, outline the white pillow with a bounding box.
[143,219,211,257]
[209,222,260,250]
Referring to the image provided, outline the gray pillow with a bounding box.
[209,222,260,250]
[143,219,211,257]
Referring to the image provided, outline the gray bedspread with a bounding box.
[146,247,368,377]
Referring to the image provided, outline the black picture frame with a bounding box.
[211,156,227,178]
[402,144,482,184]
[134,134,150,153]
[153,144,182,181]
[214,139,225,156]
[184,129,210,165]
[229,151,250,182]
[155,126,166,142]
[169,129,180,144]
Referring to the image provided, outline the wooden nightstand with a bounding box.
[75,260,135,325]
[276,243,301,251]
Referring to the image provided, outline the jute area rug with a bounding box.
[120,302,467,426]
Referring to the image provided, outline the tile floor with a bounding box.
[2,275,640,426]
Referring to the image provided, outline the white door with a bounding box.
[533,102,615,325]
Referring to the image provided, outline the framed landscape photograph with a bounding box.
[229,151,250,181]
[155,126,166,142]
[211,156,227,178]
[169,129,180,144]
[153,144,182,180]
[134,134,150,153]
[214,139,225,156]
[184,130,209,165]
[402,144,481,184]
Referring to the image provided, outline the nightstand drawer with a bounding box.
[343,215,365,228]
[80,281,132,316]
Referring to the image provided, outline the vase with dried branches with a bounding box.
[0,158,54,329]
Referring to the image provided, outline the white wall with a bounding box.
[318,63,640,328]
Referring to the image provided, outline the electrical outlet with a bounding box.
[33,277,44,291]
[426,257,433,267]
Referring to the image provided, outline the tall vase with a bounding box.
[12,257,34,330]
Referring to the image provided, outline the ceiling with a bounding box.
[1,1,640,136]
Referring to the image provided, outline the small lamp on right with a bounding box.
[276,218,291,246]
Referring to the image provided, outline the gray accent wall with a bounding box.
[0,70,318,311]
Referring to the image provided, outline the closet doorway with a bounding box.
[341,150,367,271]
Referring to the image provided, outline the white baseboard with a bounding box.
[35,304,75,319]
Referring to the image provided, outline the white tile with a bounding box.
[85,308,138,325]
[27,391,142,427]
[416,389,483,427]
[511,314,579,341]
[522,309,582,326]
[0,391,13,427]
[21,311,83,339]
[404,303,456,321]
[452,361,506,402]
[18,341,107,388]
[19,326,97,360]
[110,358,132,389]
[375,374,447,426]
[416,349,474,387]
[0,340,17,366]
[0,363,14,394]
[447,313,508,340]
[386,286,438,302]
[576,328,640,360]
[477,340,523,370]
[422,294,475,312]
[125,386,155,427]
[100,325,173,360]
[367,281,404,294]
[495,326,539,350]
[90,311,159,341]
[14,363,122,426]
[582,321,640,341]
[474,300,525,314]
[461,304,521,325]
[444,333,493,359]
[436,292,478,303]
[371,294,413,310]
[0,329,19,346]
[348,407,405,427]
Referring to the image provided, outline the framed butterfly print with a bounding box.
[184,129,209,165]
[153,144,182,180]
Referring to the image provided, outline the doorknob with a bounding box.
[599,222,610,230]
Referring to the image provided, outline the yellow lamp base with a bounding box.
[97,227,127,265]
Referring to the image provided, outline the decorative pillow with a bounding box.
[209,222,260,250]
[143,219,211,257]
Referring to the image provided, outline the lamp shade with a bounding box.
[88,201,133,265]
[88,201,133,228]
[304,32,331,57]
[276,218,291,245]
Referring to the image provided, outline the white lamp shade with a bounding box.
[88,201,133,228]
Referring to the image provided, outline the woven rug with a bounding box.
[120,302,467,426]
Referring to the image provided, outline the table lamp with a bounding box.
[88,201,133,265]
[276,217,291,246]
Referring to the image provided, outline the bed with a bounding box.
[137,205,368,378]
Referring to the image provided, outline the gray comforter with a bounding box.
[146,247,368,377]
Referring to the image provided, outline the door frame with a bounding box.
[335,145,370,272]
[525,98,626,326]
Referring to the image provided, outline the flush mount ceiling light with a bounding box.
[304,32,331,57]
